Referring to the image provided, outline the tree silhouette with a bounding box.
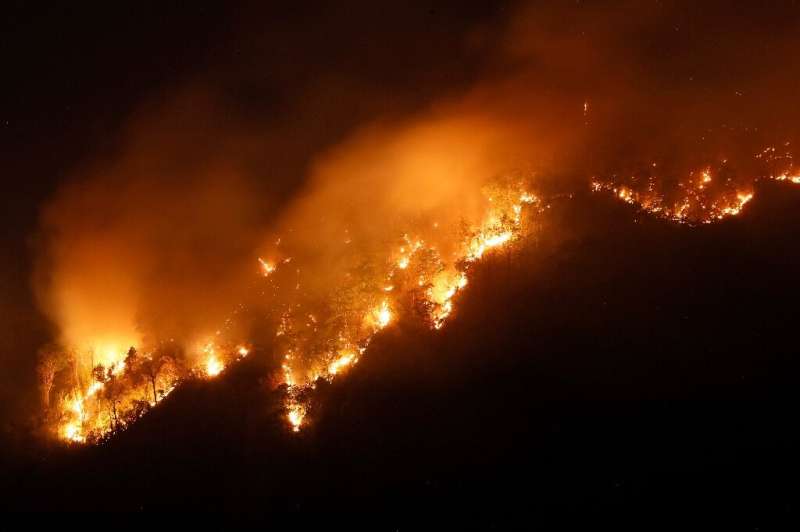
[124,346,179,404]
[36,345,66,410]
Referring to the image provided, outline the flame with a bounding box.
[86,380,104,398]
[54,335,255,442]
[428,271,469,329]
[205,355,223,377]
[258,258,276,276]
[55,340,138,443]
[467,230,513,261]
[110,360,126,376]
[592,167,757,224]
[592,148,800,225]
[373,300,392,329]
[775,173,800,184]
[287,402,305,432]
[716,192,753,219]
[275,180,538,431]
[80,338,139,368]
[62,395,86,443]
[328,351,356,376]
[47,140,800,443]
[48,176,546,440]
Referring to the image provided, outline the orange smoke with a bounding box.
[31,2,800,441]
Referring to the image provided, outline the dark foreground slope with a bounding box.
[4,185,800,523]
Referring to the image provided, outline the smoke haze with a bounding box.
[7,0,800,425]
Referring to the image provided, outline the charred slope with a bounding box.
[5,186,800,522]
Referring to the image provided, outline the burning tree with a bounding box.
[92,364,124,434]
[124,346,180,405]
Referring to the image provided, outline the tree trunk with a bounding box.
[42,382,52,409]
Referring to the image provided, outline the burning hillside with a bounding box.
[590,145,799,225]
[8,0,800,522]
[41,153,800,444]
[44,169,542,442]
[19,1,800,449]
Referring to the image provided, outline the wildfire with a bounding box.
[205,356,223,377]
[54,337,252,443]
[591,167,757,224]
[287,402,305,432]
[60,155,798,442]
[86,380,104,397]
[467,230,513,261]
[775,173,800,184]
[274,180,539,431]
[46,175,567,439]
[591,146,800,225]
[62,395,86,442]
[427,271,469,329]
[258,258,276,276]
[43,137,800,443]
[373,300,392,329]
[717,192,754,219]
[328,351,356,375]
[57,152,799,442]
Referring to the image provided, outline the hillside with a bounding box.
[4,186,800,523]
